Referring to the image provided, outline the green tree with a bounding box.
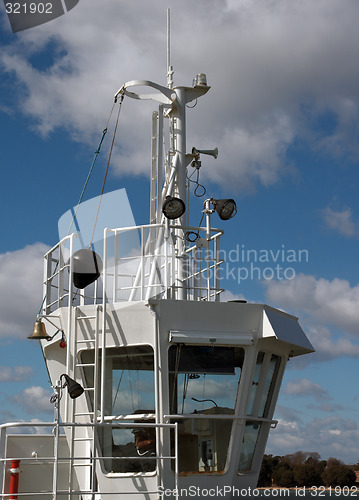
[272,463,295,487]
[258,451,355,489]
[258,455,280,487]
[322,459,356,487]
[294,462,322,486]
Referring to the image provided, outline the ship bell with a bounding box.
[28,319,51,340]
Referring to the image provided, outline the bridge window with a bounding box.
[168,345,245,473]
[239,352,282,473]
[81,345,156,474]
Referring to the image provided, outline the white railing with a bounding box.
[43,223,224,314]
[0,420,179,499]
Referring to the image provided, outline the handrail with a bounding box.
[164,414,278,427]
[43,222,225,313]
[1,420,179,499]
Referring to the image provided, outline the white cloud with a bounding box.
[12,386,53,414]
[284,378,329,400]
[268,412,359,463]
[268,418,305,451]
[322,207,359,237]
[2,0,359,189]
[306,325,359,361]
[220,290,247,302]
[265,274,359,337]
[307,402,344,413]
[0,366,33,382]
[205,113,295,190]
[0,243,50,338]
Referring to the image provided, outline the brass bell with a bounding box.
[28,319,51,340]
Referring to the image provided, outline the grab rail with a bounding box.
[43,223,224,313]
[0,420,179,499]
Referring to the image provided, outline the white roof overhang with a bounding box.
[262,306,314,357]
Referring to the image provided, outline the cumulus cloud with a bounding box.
[322,207,359,237]
[220,290,247,302]
[307,402,344,413]
[284,378,329,400]
[0,243,50,338]
[265,273,359,336]
[0,366,33,382]
[268,412,359,463]
[11,386,53,414]
[2,0,359,189]
[306,325,359,361]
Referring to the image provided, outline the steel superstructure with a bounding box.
[0,69,314,500]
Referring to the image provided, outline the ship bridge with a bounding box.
[0,73,314,500]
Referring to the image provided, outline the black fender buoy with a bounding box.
[71,249,103,289]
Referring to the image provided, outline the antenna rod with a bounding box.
[167,8,174,88]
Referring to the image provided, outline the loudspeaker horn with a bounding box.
[192,147,218,159]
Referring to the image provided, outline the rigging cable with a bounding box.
[67,127,109,235]
[187,165,206,198]
[37,101,118,316]
[89,90,125,248]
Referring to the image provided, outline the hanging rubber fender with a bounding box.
[70,249,103,289]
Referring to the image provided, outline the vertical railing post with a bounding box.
[140,226,145,300]
[64,234,74,421]
[113,229,119,303]
[91,305,101,496]
[44,252,52,315]
[0,426,7,498]
[52,381,61,500]
[214,234,220,301]
[174,422,179,500]
[100,228,108,422]
[205,202,212,301]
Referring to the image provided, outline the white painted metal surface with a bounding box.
[1,63,314,500]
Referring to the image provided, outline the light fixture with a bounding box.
[61,374,84,399]
[71,249,103,289]
[162,195,186,220]
[213,199,237,220]
[28,319,52,340]
[194,73,208,87]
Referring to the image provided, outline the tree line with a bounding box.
[258,452,358,488]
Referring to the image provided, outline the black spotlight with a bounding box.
[71,249,103,289]
[61,374,84,399]
[213,199,237,221]
[162,196,186,220]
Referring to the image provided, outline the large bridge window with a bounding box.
[168,344,245,473]
[81,345,156,474]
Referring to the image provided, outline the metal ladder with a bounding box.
[150,108,164,227]
[68,304,102,497]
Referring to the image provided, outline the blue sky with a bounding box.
[1,0,359,464]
